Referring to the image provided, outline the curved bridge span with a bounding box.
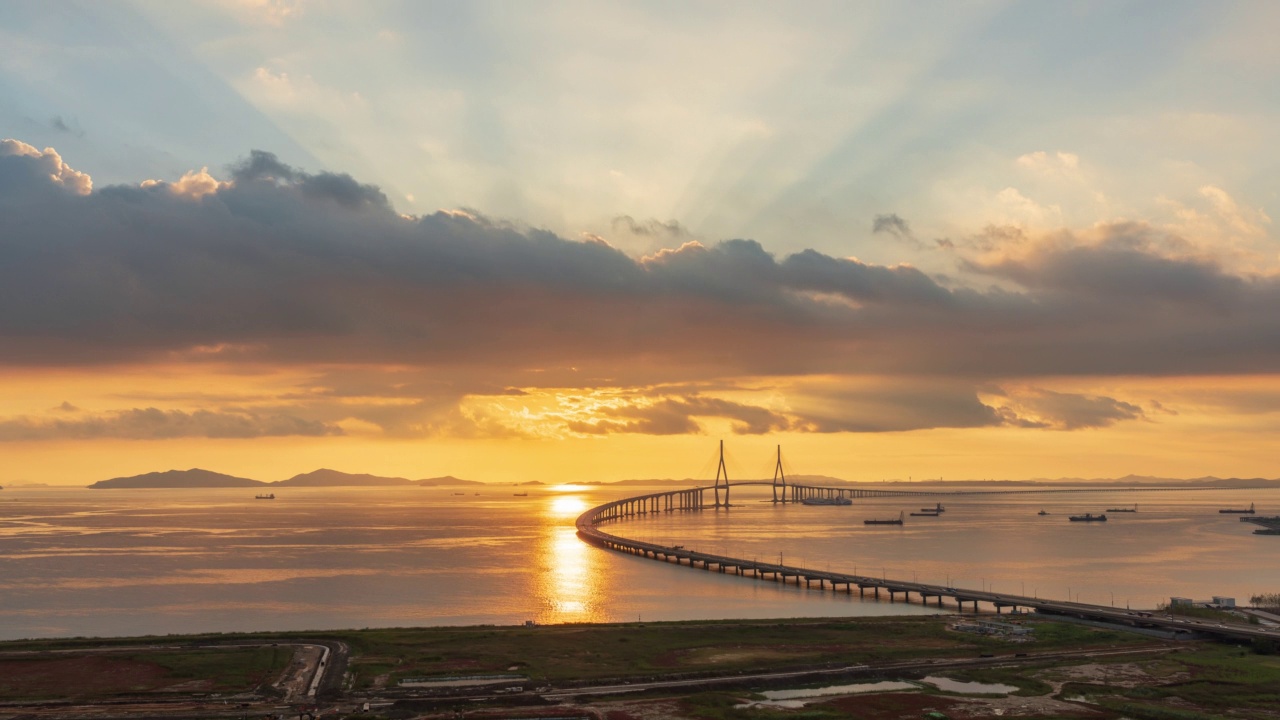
[575,483,1273,642]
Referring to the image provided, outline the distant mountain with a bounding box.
[275,469,414,487]
[519,480,545,486]
[89,468,265,489]
[417,475,482,486]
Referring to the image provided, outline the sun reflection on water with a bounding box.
[548,495,588,517]
[537,495,604,623]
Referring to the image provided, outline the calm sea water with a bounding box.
[0,484,1276,640]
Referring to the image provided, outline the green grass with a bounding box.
[0,615,1154,694]
[1053,645,1280,718]
[324,615,1148,687]
[125,646,291,689]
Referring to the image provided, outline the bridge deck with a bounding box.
[576,484,1275,643]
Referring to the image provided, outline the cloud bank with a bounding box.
[2,141,1277,439]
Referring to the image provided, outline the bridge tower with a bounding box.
[714,439,730,508]
[771,444,787,503]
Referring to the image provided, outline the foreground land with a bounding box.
[1,614,1278,720]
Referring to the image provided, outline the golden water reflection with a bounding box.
[537,495,604,623]
[548,495,588,517]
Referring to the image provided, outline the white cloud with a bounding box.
[140,167,227,199]
[1016,150,1080,175]
[0,139,92,195]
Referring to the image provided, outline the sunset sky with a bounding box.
[2,1,1279,485]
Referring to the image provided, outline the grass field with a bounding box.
[0,646,291,701]
[331,615,1146,689]
[3,614,1278,720]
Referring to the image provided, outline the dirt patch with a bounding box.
[823,692,969,719]
[1039,662,1189,689]
[946,694,1103,718]
[162,679,216,692]
[826,691,1105,719]
[698,649,800,664]
[588,698,692,720]
[0,656,170,699]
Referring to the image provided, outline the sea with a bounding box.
[0,484,1277,641]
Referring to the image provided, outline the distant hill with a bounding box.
[89,469,265,489]
[87,468,483,489]
[417,475,482,486]
[275,469,415,487]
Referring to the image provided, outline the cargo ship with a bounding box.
[1107,504,1137,512]
[255,493,275,500]
[801,496,852,506]
[1219,503,1255,514]
[909,510,940,517]
[864,511,904,525]
[1068,513,1107,522]
[920,502,945,513]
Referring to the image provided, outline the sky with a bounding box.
[1,0,1279,485]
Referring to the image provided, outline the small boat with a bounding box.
[801,496,852,506]
[864,511,905,525]
[255,493,275,500]
[1107,504,1137,513]
[513,492,528,497]
[453,492,465,496]
[1037,509,1049,516]
[1069,513,1107,522]
[1219,503,1255,514]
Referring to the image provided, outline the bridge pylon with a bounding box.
[714,440,729,508]
[772,444,787,503]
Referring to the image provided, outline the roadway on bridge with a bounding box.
[576,485,1278,643]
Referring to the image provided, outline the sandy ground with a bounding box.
[273,644,324,701]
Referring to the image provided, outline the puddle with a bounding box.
[737,680,920,707]
[921,676,1018,694]
[736,675,1017,709]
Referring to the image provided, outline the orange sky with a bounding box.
[4,128,1280,487]
[4,5,1280,486]
[3,359,1278,485]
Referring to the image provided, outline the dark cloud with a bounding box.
[0,407,341,441]
[612,215,689,239]
[229,149,297,183]
[4,142,1280,395]
[1004,389,1146,430]
[872,213,911,237]
[566,396,789,436]
[788,381,1007,433]
[871,213,925,250]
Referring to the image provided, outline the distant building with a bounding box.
[1212,596,1236,607]
[1170,597,1194,607]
